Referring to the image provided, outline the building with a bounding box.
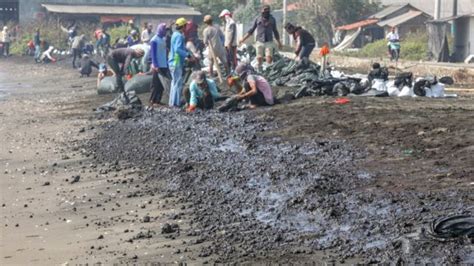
[335,4,432,49]
[428,14,474,62]
[1,0,200,26]
[377,0,474,18]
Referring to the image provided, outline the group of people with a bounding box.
[103,5,304,112]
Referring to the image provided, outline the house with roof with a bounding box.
[334,4,432,50]
[1,0,201,26]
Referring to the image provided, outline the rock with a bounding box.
[161,223,179,234]
[70,175,80,184]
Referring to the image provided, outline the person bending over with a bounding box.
[184,71,220,112]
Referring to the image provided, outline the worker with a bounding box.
[107,47,145,93]
[40,46,57,64]
[229,63,274,109]
[141,23,153,44]
[128,20,139,35]
[319,42,330,78]
[149,23,171,107]
[239,5,282,71]
[127,30,140,47]
[34,28,41,62]
[71,34,85,68]
[78,54,99,77]
[203,15,229,76]
[97,63,115,88]
[219,9,238,70]
[184,71,220,112]
[168,17,190,107]
[1,26,12,57]
[284,23,315,65]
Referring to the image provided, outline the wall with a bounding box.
[470,17,474,56]
[454,17,470,61]
[378,0,473,18]
[396,15,430,38]
[19,0,188,23]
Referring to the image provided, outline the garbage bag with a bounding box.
[97,77,118,95]
[394,72,413,89]
[96,91,142,112]
[125,75,153,94]
[218,96,240,112]
[398,85,414,97]
[439,76,454,85]
[372,79,387,92]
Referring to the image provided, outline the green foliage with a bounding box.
[294,0,381,45]
[108,25,129,44]
[234,0,261,24]
[188,0,238,21]
[342,33,429,61]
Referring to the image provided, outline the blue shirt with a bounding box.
[150,35,168,69]
[189,79,220,106]
[168,31,188,68]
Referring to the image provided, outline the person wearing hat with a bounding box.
[239,5,282,71]
[127,30,140,47]
[168,17,191,107]
[1,26,12,57]
[219,9,238,70]
[228,63,274,109]
[184,71,220,112]
[284,23,315,65]
[78,54,99,77]
[149,23,171,106]
[97,63,115,88]
[202,15,229,76]
[107,47,145,93]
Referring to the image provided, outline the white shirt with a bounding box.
[386,32,399,42]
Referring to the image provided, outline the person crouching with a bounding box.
[184,71,220,112]
[228,63,274,109]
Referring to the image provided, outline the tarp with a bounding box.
[427,22,450,62]
[334,28,361,52]
[336,19,378,31]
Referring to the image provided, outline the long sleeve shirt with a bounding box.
[111,48,136,74]
[150,35,168,68]
[247,15,280,43]
[189,79,220,106]
[203,25,226,55]
[168,31,188,68]
[141,29,152,43]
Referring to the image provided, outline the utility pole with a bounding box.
[452,0,458,16]
[434,0,441,20]
[282,0,287,46]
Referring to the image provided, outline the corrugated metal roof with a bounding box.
[377,10,425,27]
[41,4,201,16]
[336,19,379,31]
[370,4,410,19]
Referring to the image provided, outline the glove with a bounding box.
[186,105,196,113]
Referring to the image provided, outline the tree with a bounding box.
[293,0,379,45]
[187,0,239,21]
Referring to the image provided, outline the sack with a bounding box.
[398,86,414,97]
[372,79,387,92]
[97,77,118,95]
[124,75,153,94]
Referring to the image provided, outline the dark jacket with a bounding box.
[247,15,280,43]
[79,57,99,75]
[110,48,136,74]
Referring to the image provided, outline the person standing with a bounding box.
[386,27,400,55]
[168,17,190,107]
[128,20,139,35]
[1,26,12,57]
[107,47,145,93]
[202,15,229,76]
[141,23,153,44]
[239,5,282,71]
[34,28,41,62]
[71,34,85,68]
[284,23,315,65]
[219,9,238,71]
[149,23,171,106]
